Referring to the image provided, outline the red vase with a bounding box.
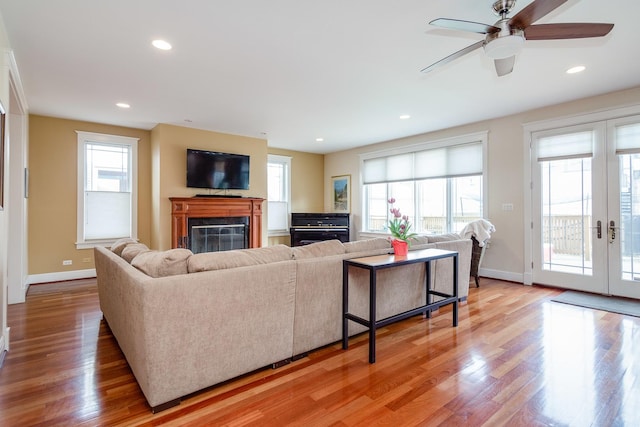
[392,239,408,256]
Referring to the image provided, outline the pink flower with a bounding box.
[386,197,417,242]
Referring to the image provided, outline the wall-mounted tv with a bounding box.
[186,149,250,190]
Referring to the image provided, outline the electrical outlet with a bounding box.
[82,258,91,263]
[62,260,72,266]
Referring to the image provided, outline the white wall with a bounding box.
[325,85,640,283]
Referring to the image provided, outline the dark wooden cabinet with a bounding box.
[170,197,264,250]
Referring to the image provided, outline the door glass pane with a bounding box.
[618,153,640,281]
[541,158,593,275]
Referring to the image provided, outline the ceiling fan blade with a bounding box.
[430,18,500,35]
[421,40,484,73]
[509,0,568,29]
[524,23,614,40]
[494,56,515,76]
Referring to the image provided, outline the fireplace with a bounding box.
[188,217,249,253]
[170,197,264,252]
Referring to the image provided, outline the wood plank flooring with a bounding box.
[1,278,640,426]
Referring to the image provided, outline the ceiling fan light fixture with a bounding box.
[484,33,524,59]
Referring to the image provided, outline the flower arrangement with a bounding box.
[387,198,417,242]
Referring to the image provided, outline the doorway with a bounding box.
[530,114,640,299]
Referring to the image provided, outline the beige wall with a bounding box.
[26,118,326,276]
[28,115,152,275]
[324,85,640,281]
[267,147,324,246]
[150,124,268,250]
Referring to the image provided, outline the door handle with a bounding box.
[609,220,618,243]
[591,220,602,239]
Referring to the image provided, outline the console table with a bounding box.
[342,248,458,363]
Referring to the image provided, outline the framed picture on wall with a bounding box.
[331,174,350,213]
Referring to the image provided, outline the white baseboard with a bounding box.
[479,267,525,284]
[28,269,96,285]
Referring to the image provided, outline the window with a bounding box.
[267,154,291,236]
[76,131,138,249]
[362,132,487,235]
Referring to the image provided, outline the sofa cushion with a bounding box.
[410,235,430,246]
[131,248,193,278]
[245,245,293,263]
[427,233,462,243]
[344,238,391,253]
[187,245,294,273]
[121,243,150,263]
[111,237,138,256]
[188,250,256,272]
[292,239,345,260]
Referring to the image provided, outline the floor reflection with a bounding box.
[543,303,596,425]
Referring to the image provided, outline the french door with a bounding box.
[532,115,640,299]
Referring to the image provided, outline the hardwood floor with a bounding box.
[1,278,639,426]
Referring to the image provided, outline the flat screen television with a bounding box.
[186,149,250,190]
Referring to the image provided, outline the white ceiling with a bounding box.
[1,0,638,154]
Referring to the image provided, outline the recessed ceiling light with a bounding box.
[399,115,411,120]
[316,137,324,142]
[152,39,172,50]
[566,65,586,74]
[116,102,130,109]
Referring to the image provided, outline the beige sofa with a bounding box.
[95,235,471,411]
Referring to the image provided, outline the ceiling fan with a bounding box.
[421,0,614,76]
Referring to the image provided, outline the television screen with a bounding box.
[186,149,250,190]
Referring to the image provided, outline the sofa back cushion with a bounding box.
[410,235,430,246]
[187,245,293,273]
[121,243,150,263]
[427,233,462,243]
[292,239,345,260]
[111,237,138,256]
[244,244,293,263]
[131,248,193,278]
[343,238,391,253]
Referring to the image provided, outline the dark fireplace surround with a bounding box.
[170,197,264,253]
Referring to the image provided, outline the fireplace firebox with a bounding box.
[188,217,249,253]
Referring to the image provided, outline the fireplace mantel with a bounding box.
[170,197,264,250]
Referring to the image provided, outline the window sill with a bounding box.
[76,238,132,250]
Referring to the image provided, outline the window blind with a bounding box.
[362,142,482,185]
[615,123,640,155]
[536,131,594,161]
[85,191,131,239]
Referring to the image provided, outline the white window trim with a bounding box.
[359,131,489,234]
[267,154,292,237]
[76,131,139,249]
